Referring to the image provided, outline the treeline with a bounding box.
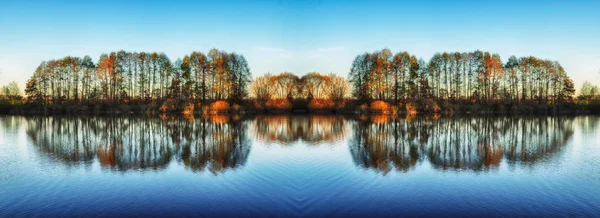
[22,49,251,113]
[249,72,350,111]
[4,48,600,114]
[349,49,578,113]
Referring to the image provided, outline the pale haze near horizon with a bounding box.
[1,0,599,92]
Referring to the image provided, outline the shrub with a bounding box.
[0,99,13,113]
[437,100,458,114]
[308,98,334,110]
[335,99,348,110]
[405,103,417,115]
[147,101,159,112]
[202,105,210,115]
[359,103,369,113]
[251,99,264,110]
[390,105,399,114]
[588,98,600,114]
[405,112,417,121]
[159,99,176,113]
[183,102,195,115]
[265,98,292,110]
[422,99,441,113]
[232,103,242,112]
[210,100,230,114]
[370,100,391,114]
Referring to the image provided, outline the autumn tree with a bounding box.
[250,73,273,107]
[326,73,350,107]
[24,78,41,103]
[23,49,251,110]
[348,49,576,111]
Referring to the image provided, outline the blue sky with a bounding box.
[1,0,599,91]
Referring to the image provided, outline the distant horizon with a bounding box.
[1,0,599,91]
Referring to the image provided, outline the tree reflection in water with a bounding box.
[23,115,587,175]
[250,115,350,146]
[25,115,250,175]
[350,115,577,174]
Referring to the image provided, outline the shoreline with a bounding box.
[1,107,596,116]
[2,99,598,116]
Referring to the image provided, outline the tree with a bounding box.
[578,81,599,102]
[347,49,576,111]
[505,55,520,102]
[226,53,251,102]
[302,72,329,100]
[250,73,273,106]
[2,81,21,101]
[25,78,42,103]
[348,53,372,102]
[168,58,183,101]
[18,48,580,114]
[17,49,243,107]
[559,77,575,103]
[270,72,298,100]
[327,73,350,107]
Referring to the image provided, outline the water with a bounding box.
[1,115,599,217]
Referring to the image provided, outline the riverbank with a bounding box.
[1,99,598,115]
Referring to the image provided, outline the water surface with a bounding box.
[1,115,599,216]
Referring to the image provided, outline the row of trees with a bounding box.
[8,48,598,113]
[348,49,577,105]
[249,72,350,109]
[24,49,251,105]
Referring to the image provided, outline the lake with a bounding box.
[1,115,599,217]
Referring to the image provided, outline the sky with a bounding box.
[1,0,599,91]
